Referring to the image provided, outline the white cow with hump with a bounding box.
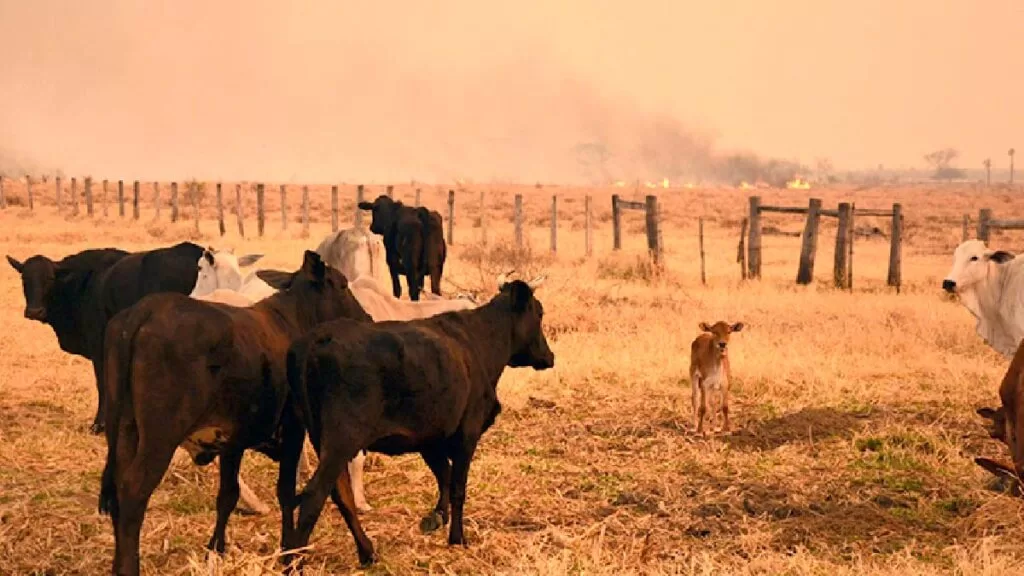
[943,239,1024,358]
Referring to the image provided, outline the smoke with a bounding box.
[0,1,804,186]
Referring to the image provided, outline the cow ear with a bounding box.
[203,250,215,266]
[6,255,24,274]
[301,250,326,282]
[699,322,712,332]
[256,269,294,290]
[731,322,745,332]
[508,280,533,313]
[975,457,1019,480]
[988,251,1015,264]
[236,254,263,267]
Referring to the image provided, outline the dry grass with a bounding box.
[2,182,1024,575]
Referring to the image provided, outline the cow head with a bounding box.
[498,273,554,371]
[943,240,1014,294]
[699,321,744,358]
[7,254,60,322]
[978,406,1008,441]
[189,249,264,297]
[357,195,400,236]
[256,250,370,325]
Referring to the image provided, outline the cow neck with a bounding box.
[253,290,306,337]
[462,293,517,387]
[967,262,1016,357]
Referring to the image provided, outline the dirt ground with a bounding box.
[1,182,1024,575]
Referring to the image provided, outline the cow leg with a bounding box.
[276,410,305,553]
[690,372,701,433]
[349,450,372,513]
[389,267,403,299]
[91,360,106,434]
[696,385,708,436]
[207,449,244,554]
[430,260,443,296]
[419,446,451,533]
[447,437,479,546]
[112,441,177,576]
[327,466,376,566]
[721,388,731,433]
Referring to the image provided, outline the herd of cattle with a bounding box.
[4,190,1024,575]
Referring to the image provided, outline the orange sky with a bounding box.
[0,1,1020,183]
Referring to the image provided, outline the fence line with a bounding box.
[977,208,1024,241]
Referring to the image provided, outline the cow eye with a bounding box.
[970,256,979,261]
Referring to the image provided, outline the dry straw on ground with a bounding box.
[1,183,1023,575]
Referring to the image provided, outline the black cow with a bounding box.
[97,251,370,576]
[280,274,553,567]
[6,241,205,433]
[358,195,446,301]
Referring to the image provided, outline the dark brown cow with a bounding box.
[97,251,370,576]
[6,241,205,433]
[358,195,446,301]
[976,338,1024,484]
[280,274,553,568]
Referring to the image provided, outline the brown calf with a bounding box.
[976,338,1024,484]
[690,321,744,435]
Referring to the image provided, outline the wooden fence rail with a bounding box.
[612,194,663,264]
[977,208,1024,242]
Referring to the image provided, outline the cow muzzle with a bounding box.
[942,279,957,293]
[24,307,47,321]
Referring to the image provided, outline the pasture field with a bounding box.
[2,183,1024,575]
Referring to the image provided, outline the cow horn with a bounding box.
[527,275,547,289]
[496,269,516,286]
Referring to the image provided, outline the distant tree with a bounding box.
[815,157,835,183]
[924,148,966,181]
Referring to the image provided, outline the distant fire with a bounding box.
[614,180,626,187]
[739,181,754,189]
[662,178,669,188]
[786,176,811,190]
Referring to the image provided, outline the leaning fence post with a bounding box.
[301,185,310,236]
[644,195,662,265]
[216,183,225,236]
[355,185,364,227]
[747,196,762,279]
[796,198,822,285]
[331,185,339,232]
[280,184,288,230]
[236,184,245,237]
[550,195,557,253]
[102,179,109,217]
[612,194,622,250]
[738,217,748,280]
[55,176,61,212]
[888,203,903,293]
[834,203,852,288]
[514,194,523,247]
[132,181,140,220]
[447,190,455,246]
[699,217,706,285]
[256,183,265,236]
[585,195,593,256]
[978,208,992,242]
[170,182,179,222]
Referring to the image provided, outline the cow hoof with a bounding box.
[358,553,377,568]
[419,511,444,533]
[90,422,105,435]
[448,534,467,547]
[356,502,373,514]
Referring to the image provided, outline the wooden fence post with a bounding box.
[85,177,93,216]
[256,183,265,236]
[102,179,109,217]
[848,203,856,290]
[747,196,762,279]
[0,176,5,209]
[645,195,662,265]
[117,180,125,217]
[447,190,455,245]
[301,185,310,235]
[415,188,421,207]
[331,185,339,232]
[236,184,245,237]
[70,177,77,214]
[550,195,557,253]
[386,184,394,199]
[190,181,200,234]
[355,185,364,227]
[612,194,622,250]
[280,184,288,230]
[55,176,61,212]
[738,217,748,280]
[834,203,852,288]
[216,183,225,236]
[170,182,179,222]
[585,195,593,256]
[796,198,822,285]
[888,203,903,292]
[479,190,487,245]
[132,181,140,220]
[27,176,34,211]
[978,208,992,242]
[699,217,706,285]
[514,194,523,247]
[962,214,969,242]
[154,182,161,219]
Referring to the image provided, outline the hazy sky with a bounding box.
[1,1,1020,182]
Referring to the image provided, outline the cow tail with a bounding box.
[98,311,145,518]
[286,339,319,450]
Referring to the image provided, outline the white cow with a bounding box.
[348,274,476,320]
[943,239,1024,358]
[315,227,383,283]
[189,252,371,514]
